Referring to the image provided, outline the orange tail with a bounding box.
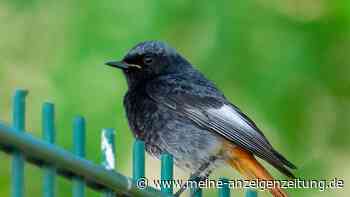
[224,144,287,197]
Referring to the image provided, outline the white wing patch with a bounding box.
[207,105,252,130]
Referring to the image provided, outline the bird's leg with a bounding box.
[174,162,210,197]
[174,172,201,197]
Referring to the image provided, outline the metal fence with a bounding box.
[0,89,258,197]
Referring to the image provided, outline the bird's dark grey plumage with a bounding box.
[106,40,296,179]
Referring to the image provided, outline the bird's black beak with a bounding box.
[105,60,129,69]
[105,60,141,70]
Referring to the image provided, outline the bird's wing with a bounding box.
[146,75,296,177]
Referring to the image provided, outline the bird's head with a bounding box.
[106,41,190,88]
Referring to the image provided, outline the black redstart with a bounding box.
[105,41,296,197]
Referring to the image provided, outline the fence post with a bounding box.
[133,139,145,181]
[160,154,173,194]
[101,128,116,197]
[11,89,27,197]
[42,102,56,197]
[218,178,230,197]
[190,186,202,197]
[246,189,257,197]
[73,116,86,197]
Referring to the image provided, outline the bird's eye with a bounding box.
[143,56,154,65]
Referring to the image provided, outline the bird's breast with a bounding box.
[124,90,151,137]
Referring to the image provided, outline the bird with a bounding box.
[105,41,296,197]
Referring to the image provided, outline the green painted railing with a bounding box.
[42,102,55,197]
[0,89,258,197]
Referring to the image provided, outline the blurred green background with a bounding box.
[0,0,349,196]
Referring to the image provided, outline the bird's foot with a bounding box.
[174,176,205,197]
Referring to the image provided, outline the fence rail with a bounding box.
[0,89,258,197]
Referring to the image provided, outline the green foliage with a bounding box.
[0,0,349,196]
